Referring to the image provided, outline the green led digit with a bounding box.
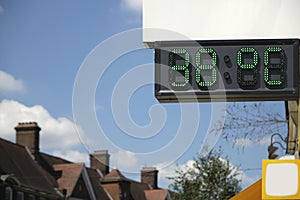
[195,48,217,88]
[168,48,190,88]
[237,47,258,69]
[237,47,259,89]
[263,47,286,88]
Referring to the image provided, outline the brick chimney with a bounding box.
[90,150,110,176]
[141,167,158,189]
[15,122,41,158]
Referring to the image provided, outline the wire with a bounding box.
[241,168,261,171]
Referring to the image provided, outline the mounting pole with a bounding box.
[298,98,300,158]
[287,53,300,158]
[287,101,297,157]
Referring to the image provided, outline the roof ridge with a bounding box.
[105,169,126,178]
[39,152,73,164]
[0,137,30,149]
[102,168,144,184]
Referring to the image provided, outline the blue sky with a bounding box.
[0,0,289,189]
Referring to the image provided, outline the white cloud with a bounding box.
[111,150,138,171]
[121,0,142,13]
[156,158,259,189]
[0,99,85,150]
[238,173,261,188]
[234,138,253,147]
[232,136,272,148]
[0,5,4,14]
[155,162,176,177]
[155,160,196,188]
[257,136,271,145]
[52,150,89,164]
[218,157,261,188]
[0,70,25,94]
[222,158,259,188]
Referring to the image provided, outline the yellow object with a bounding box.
[230,179,261,200]
[262,160,300,199]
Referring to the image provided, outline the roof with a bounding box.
[130,180,151,200]
[230,179,262,200]
[86,168,112,200]
[144,189,168,200]
[102,168,131,182]
[53,163,85,197]
[41,149,111,199]
[0,136,112,199]
[102,169,154,200]
[40,152,71,166]
[0,133,167,200]
[0,138,58,196]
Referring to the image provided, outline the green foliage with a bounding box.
[168,149,241,200]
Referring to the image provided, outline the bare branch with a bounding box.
[211,102,287,147]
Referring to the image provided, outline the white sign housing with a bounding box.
[143,0,300,47]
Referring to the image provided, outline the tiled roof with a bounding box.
[0,136,112,199]
[131,181,150,200]
[86,168,111,200]
[102,168,131,182]
[41,152,112,199]
[40,150,111,199]
[0,138,58,196]
[0,129,169,200]
[144,189,168,200]
[102,168,153,200]
[53,163,85,197]
[104,168,125,178]
[40,152,71,166]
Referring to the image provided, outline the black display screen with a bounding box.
[155,39,299,102]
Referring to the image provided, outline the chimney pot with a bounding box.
[90,150,110,176]
[141,167,158,189]
[15,122,41,159]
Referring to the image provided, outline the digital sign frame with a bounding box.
[155,39,299,103]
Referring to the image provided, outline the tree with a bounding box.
[168,149,242,200]
[212,102,287,147]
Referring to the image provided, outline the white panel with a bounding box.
[143,0,300,46]
[266,163,298,196]
[279,155,296,160]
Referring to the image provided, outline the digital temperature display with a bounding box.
[155,39,299,102]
